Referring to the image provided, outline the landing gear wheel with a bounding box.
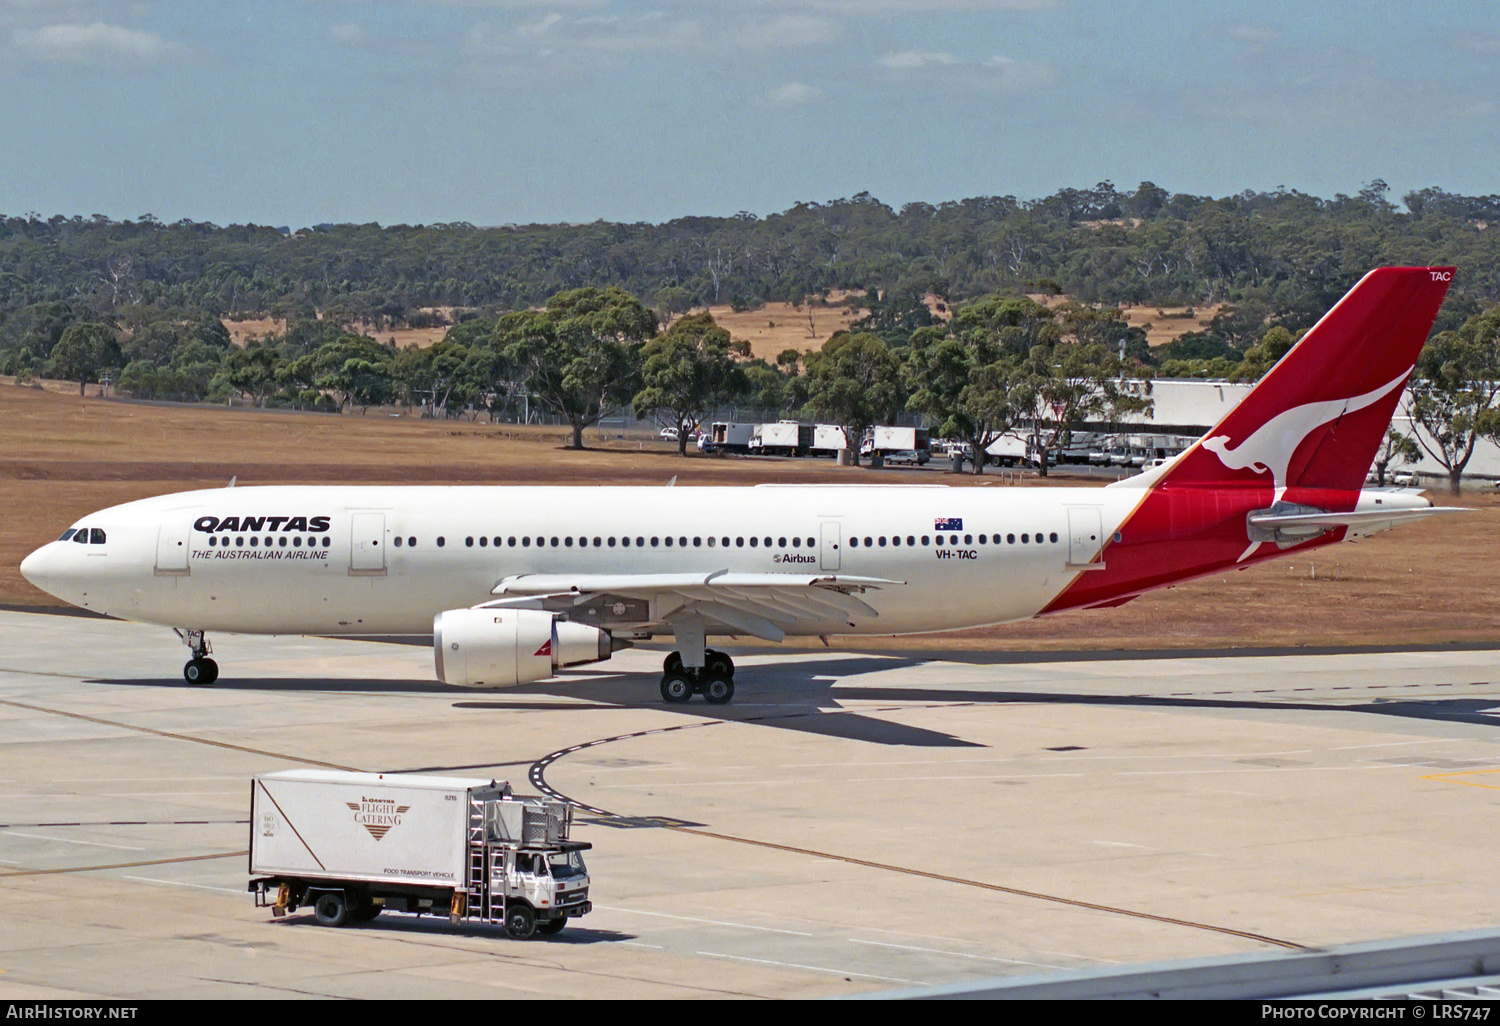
[705,650,735,678]
[702,673,735,705]
[184,658,218,685]
[663,651,684,675]
[537,917,567,936]
[660,672,694,704]
[504,904,536,939]
[313,891,350,927]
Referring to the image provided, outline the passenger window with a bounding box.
[395,537,403,548]
[665,537,673,547]
[778,537,786,547]
[236,537,245,547]
[934,535,943,546]
[749,537,758,547]
[1021,534,1029,543]
[681,537,689,547]
[1007,533,1015,544]
[437,537,446,547]
[549,537,558,547]
[565,537,574,547]
[849,538,858,548]
[522,537,531,547]
[409,537,417,547]
[593,537,602,547]
[1050,532,1059,543]
[921,535,930,545]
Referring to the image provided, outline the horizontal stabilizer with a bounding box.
[1247,506,1467,536]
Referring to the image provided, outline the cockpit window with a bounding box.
[89,528,106,545]
[72,531,88,545]
[58,529,77,542]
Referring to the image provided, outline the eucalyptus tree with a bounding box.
[498,286,657,449]
[632,312,746,456]
[802,330,904,466]
[1405,304,1500,494]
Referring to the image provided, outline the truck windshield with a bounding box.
[548,851,587,878]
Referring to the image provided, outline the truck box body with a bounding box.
[872,426,930,453]
[811,424,849,454]
[984,434,1030,466]
[251,770,506,888]
[701,421,755,453]
[754,421,813,455]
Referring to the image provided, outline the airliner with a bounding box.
[19,267,1461,704]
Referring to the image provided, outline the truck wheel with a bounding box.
[349,902,382,923]
[505,904,536,939]
[313,891,349,927]
[537,917,567,936]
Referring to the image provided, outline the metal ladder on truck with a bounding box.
[464,795,504,923]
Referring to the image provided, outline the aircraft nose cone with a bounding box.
[19,545,53,592]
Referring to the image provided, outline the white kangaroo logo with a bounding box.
[1201,371,1407,496]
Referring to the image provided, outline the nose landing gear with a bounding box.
[175,628,219,685]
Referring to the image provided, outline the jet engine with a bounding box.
[433,608,614,687]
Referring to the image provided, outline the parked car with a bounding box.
[884,449,929,465]
[659,427,679,441]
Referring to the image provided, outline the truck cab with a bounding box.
[496,846,592,935]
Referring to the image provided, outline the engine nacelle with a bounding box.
[433,608,613,688]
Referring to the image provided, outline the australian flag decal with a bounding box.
[935,517,963,531]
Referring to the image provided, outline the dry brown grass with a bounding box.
[4,380,1494,654]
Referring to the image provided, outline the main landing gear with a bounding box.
[660,649,735,705]
[175,628,219,685]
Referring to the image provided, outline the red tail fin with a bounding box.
[1150,267,1454,494]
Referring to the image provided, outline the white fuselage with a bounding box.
[20,484,1146,638]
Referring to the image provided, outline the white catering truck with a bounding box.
[248,770,592,939]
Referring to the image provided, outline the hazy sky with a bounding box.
[2,1,1495,226]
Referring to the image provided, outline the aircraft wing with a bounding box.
[482,570,905,642]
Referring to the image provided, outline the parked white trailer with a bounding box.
[871,426,930,456]
[984,434,1030,467]
[699,421,756,454]
[811,424,850,456]
[248,770,592,938]
[750,421,814,456]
